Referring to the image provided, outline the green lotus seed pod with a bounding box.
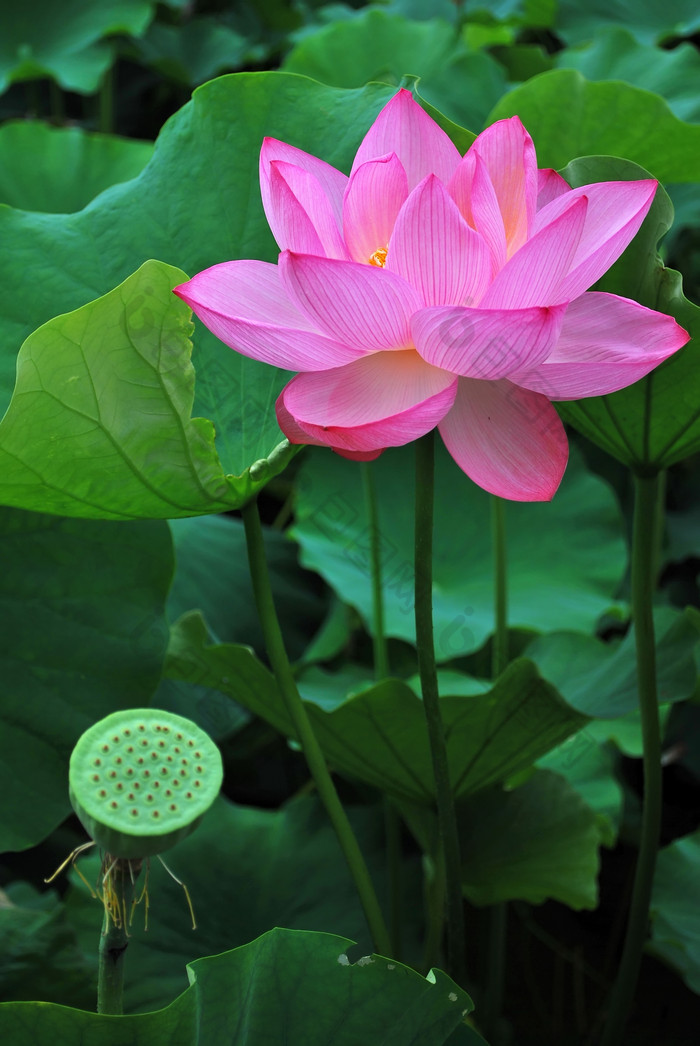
[69,709,223,860]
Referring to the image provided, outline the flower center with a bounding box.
[368,246,388,267]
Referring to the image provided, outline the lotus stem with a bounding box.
[241,496,391,956]
[600,470,663,1044]
[414,431,466,985]
[362,461,404,957]
[97,856,141,1014]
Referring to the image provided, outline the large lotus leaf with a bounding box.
[282,9,459,83]
[166,612,586,804]
[537,734,623,846]
[649,829,700,994]
[490,43,553,84]
[296,663,384,709]
[0,507,171,853]
[555,0,700,45]
[0,122,153,213]
[400,770,601,909]
[0,927,481,1046]
[458,772,601,908]
[0,0,153,93]
[0,74,396,477]
[524,608,699,719]
[665,185,700,240]
[133,17,248,85]
[150,673,251,744]
[0,885,94,1008]
[487,70,700,183]
[282,9,507,132]
[550,158,700,470]
[292,441,625,659]
[64,796,422,1012]
[529,702,675,845]
[0,260,299,519]
[554,29,700,122]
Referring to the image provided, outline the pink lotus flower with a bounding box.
[174,90,689,500]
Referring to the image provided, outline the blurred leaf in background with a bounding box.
[0,0,154,94]
[0,121,152,212]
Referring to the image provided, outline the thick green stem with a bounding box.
[362,462,403,956]
[241,498,391,956]
[483,495,509,1042]
[97,857,141,1015]
[601,471,664,1045]
[414,431,466,985]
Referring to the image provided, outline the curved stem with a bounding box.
[97,857,141,1014]
[241,498,391,956]
[414,431,466,985]
[600,471,663,1045]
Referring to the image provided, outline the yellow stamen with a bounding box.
[44,840,96,885]
[44,843,195,934]
[368,246,388,267]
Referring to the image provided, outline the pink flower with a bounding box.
[175,90,689,500]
